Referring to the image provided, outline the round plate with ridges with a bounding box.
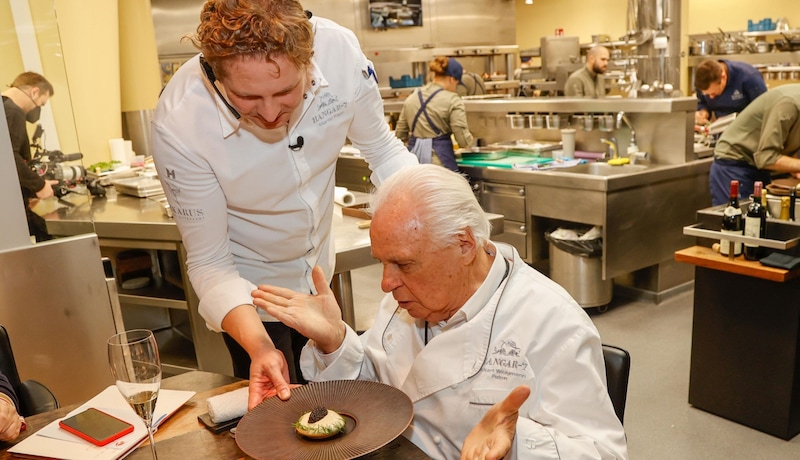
[235,380,413,460]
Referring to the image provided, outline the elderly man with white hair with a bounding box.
[252,164,627,459]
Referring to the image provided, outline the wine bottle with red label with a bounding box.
[744,181,766,260]
[720,180,743,257]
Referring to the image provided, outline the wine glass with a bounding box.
[108,329,161,459]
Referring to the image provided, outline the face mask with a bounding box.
[26,105,41,123]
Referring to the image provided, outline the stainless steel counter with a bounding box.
[40,189,379,376]
[42,187,504,374]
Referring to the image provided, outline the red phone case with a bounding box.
[59,407,135,446]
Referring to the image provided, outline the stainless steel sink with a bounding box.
[561,162,650,176]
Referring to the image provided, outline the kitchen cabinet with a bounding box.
[676,246,800,440]
[100,243,199,376]
[471,179,530,260]
[44,192,229,377]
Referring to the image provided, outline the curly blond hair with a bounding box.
[428,56,450,78]
[189,0,314,78]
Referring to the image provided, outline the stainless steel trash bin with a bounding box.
[549,241,613,308]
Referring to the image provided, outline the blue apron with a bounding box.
[407,89,459,171]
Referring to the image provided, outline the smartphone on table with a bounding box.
[58,407,135,446]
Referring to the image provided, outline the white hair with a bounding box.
[369,164,491,248]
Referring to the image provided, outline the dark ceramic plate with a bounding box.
[235,380,414,460]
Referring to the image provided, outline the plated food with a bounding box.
[294,406,345,439]
[236,380,413,460]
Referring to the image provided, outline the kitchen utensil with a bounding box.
[235,380,413,460]
[714,27,742,54]
[690,39,714,56]
[528,114,545,129]
[546,114,561,130]
[560,129,576,159]
[507,114,527,129]
[754,40,772,53]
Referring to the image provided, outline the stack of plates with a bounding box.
[111,176,164,197]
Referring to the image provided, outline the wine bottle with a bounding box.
[720,180,743,257]
[744,181,766,260]
[780,196,791,221]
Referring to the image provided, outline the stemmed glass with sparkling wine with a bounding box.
[108,329,161,459]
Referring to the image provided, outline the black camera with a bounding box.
[28,123,97,198]
[29,150,86,197]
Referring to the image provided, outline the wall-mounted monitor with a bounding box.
[369,1,422,29]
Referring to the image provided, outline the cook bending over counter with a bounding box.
[710,84,800,205]
[694,59,766,128]
[394,57,474,171]
[253,164,628,459]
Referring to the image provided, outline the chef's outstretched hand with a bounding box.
[252,265,346,354]
[460,385,531,460]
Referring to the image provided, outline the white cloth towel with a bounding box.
[410,137,433,164]
[334,186,355,206]
[206,387,248,424]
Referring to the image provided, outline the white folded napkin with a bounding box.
[206,387,248,424]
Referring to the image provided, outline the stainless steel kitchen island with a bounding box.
[40,188,377,377]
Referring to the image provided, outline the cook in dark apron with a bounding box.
[407,88,459,172]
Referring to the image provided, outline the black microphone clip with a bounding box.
[289,136,304,151]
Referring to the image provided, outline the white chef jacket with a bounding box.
[151,16,417,331]
[301,243,628,459]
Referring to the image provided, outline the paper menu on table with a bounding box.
[9,386,195,460]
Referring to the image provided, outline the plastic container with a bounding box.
[546,227,612,308]
[507,114,527,129]
[389,74,423,88]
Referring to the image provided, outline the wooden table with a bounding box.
[0,371,430,459]
[676,246,800,440]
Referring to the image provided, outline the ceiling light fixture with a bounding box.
[525,0,533,4]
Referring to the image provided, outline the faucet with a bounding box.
[615,111,649,164]
[602,137,629,165]
[616,111,637,147]
[601,137,618,159]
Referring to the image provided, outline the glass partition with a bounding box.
[2,0,91,230]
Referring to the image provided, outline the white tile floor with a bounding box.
[349,264,800,459]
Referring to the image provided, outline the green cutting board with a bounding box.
[457,155,554,169]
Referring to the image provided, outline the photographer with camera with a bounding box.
[2,72,58,242]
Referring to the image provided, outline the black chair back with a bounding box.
[602,344,631,424]
[0,326,24,392]
[0,325,59,416]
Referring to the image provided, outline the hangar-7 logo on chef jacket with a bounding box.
[312,92,347,127]
[483,338,530,381]
[163,172,205,222]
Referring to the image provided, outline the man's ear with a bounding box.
[457,227,478,260]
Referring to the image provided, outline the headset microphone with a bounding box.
[289,136,304,151]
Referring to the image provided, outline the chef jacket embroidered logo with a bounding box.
[312,92,347,127]
[164,182,205,221]
[484,339,530,381]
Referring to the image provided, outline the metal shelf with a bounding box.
[687,51,800,66]
[683,223,800,250]
[742,28,800,38]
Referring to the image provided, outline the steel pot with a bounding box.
[690,39,713,56]
[715,39,741,54]
[754,41,772,53]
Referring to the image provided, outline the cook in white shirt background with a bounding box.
[151,0,417,408]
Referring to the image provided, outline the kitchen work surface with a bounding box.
[457,155,554,169]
